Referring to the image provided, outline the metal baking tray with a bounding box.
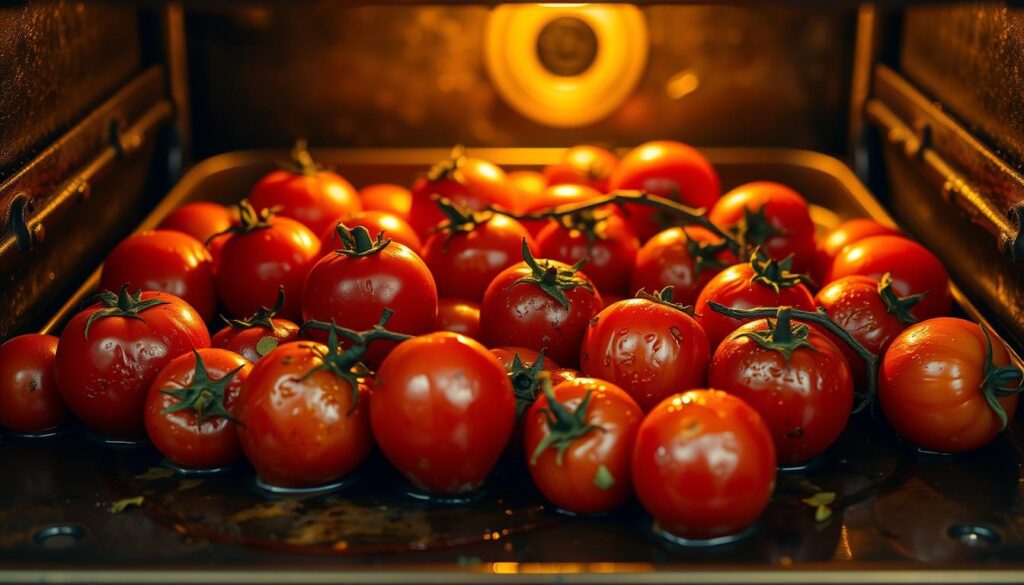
[3,148,1023,585]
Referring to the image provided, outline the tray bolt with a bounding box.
[7,193,41,252]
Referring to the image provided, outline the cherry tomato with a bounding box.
[609,141,721,241]
[436,298,481,340]
[490,346,560,372]
[100,230,217,323]
[630,226,738,306]
[144,348,252,470]
[506,170,547,213]
[694,253,816,349]
[481,244,603,367]
[55,288,211,439]
[422,210,537,302]
[536,212,639,296]
[543,145,619,194]
[0,334,67,433]
[708,315,853,465]
[632,390,776,541]
[372,332,515,495]
[524,377,642,514]
[301,227,438,368]
[158,202,234,246]
[812,218,900,285]
[521,184,605,237]
[409,147,516,238]
[708,182,816,274]
[359,183,412,220]
[211,288,300,363]
[490,346,560,418]
[319,211,421,256]
[828,235,951,321]
[880,318,1021,453]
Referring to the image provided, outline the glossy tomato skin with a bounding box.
[100,230,217,323]
[828,235,951,321]
[409,155,515,238]
[506,171,547,213]
[490,346,560,372]
[216,217,320,322]
[521,184,605,237]
[694,263,816,349]
[236,341,373,487]
[630,226,739,306]
[372,332,515,495]
[708,319,853,465]
[436,299,481,341]
[524,377,642,514]
[632,390,776,540]
[144,348,252,469]
[319,211,421,256]
[158,202,234,245]
[301,241,438,368]
[211,319,300,364]
[422,215,536,302]
[580,298,710,412]
[708,182,816,274]
[55,292,211,439]
[249,169,361,236]
[543,145,619,194]
[812,219,900,285]
[880,318,1018,453]
[609,141,721,241]
[536,214,639,296]
[359,184,412,220]
[0,334,68,433]
[480,262,603,367]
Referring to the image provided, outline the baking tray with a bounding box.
[3,148,1024,585]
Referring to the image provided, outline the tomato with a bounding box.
[249,142,361,236]
[216,201,320,322]
[506,170,547,213]
[543,145,619,194]
[879,318,1022,453]
[158,201,234,246]
[632,390,776,541]
[536,212,639,296]
[372,332,515,496]
[0,334,67,433]
[580,289,710,412]
[694,252,816,349]
[436,298,481,340]
[521,184,605,237]
[828,235,951,321]
[55,288,211,439]
[708,315,853,465]
[144,348,251,470]
[408,147,516,238]
[609,141,721,241]
[630,226,739,306]
[481,243,603,367]
[301,226,438,368]
[812,218,900,285]
[524,377,642,514]
[708,182,816,274]
[359,184,412,220]
[490,346,560,418]
[491,346,560,372]
[421,208,537,302]
[319,211,421,256]
[211,288,300,363]
[236,339,373,488]
[100,230,217,323]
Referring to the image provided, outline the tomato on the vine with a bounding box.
[507,170,547,213]
[812,218,900,285]
[436,298,481,341]
[543,145,619,194]
[536,211,639,296]
[319,211,421,256]
[630,226,738,306]
[212,287,300,363]
[359,184,412,220]
[520,183,605,237]
[158,202,235,247]
[0,334,67,433]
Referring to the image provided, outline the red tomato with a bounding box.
[506,170,547,213]
[581,290,710,412]
[144,348,252,470]
[55,288,211,439]
[543,145,620,194]
[812,219,900,285]
[880,318,1021,453]
[630,226,739,306]
[422,211,537,302]
[158,202,234,245]
[828,235,951,321]
[521,184,605,237]
[436,298,481,340]
[236,340,373,488]
[249,143,361,236]
[609,141,721,241]
[708,316,853,465]
[408,147,516,238]
[301,227,438,368]
[536,212,639,296]
[632,390,776,541]
[211,288,300,363]
[480,244,603,367]
[359,184,412,220]
[694,253,816,349]
[524,377,642,514]
[490,346,560,418]
[0,334,67,433]
[319,211,421,256]
[490,346,560,372]
[708,182,816,274]
[372,332,515,495]
[100,230,217,323]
